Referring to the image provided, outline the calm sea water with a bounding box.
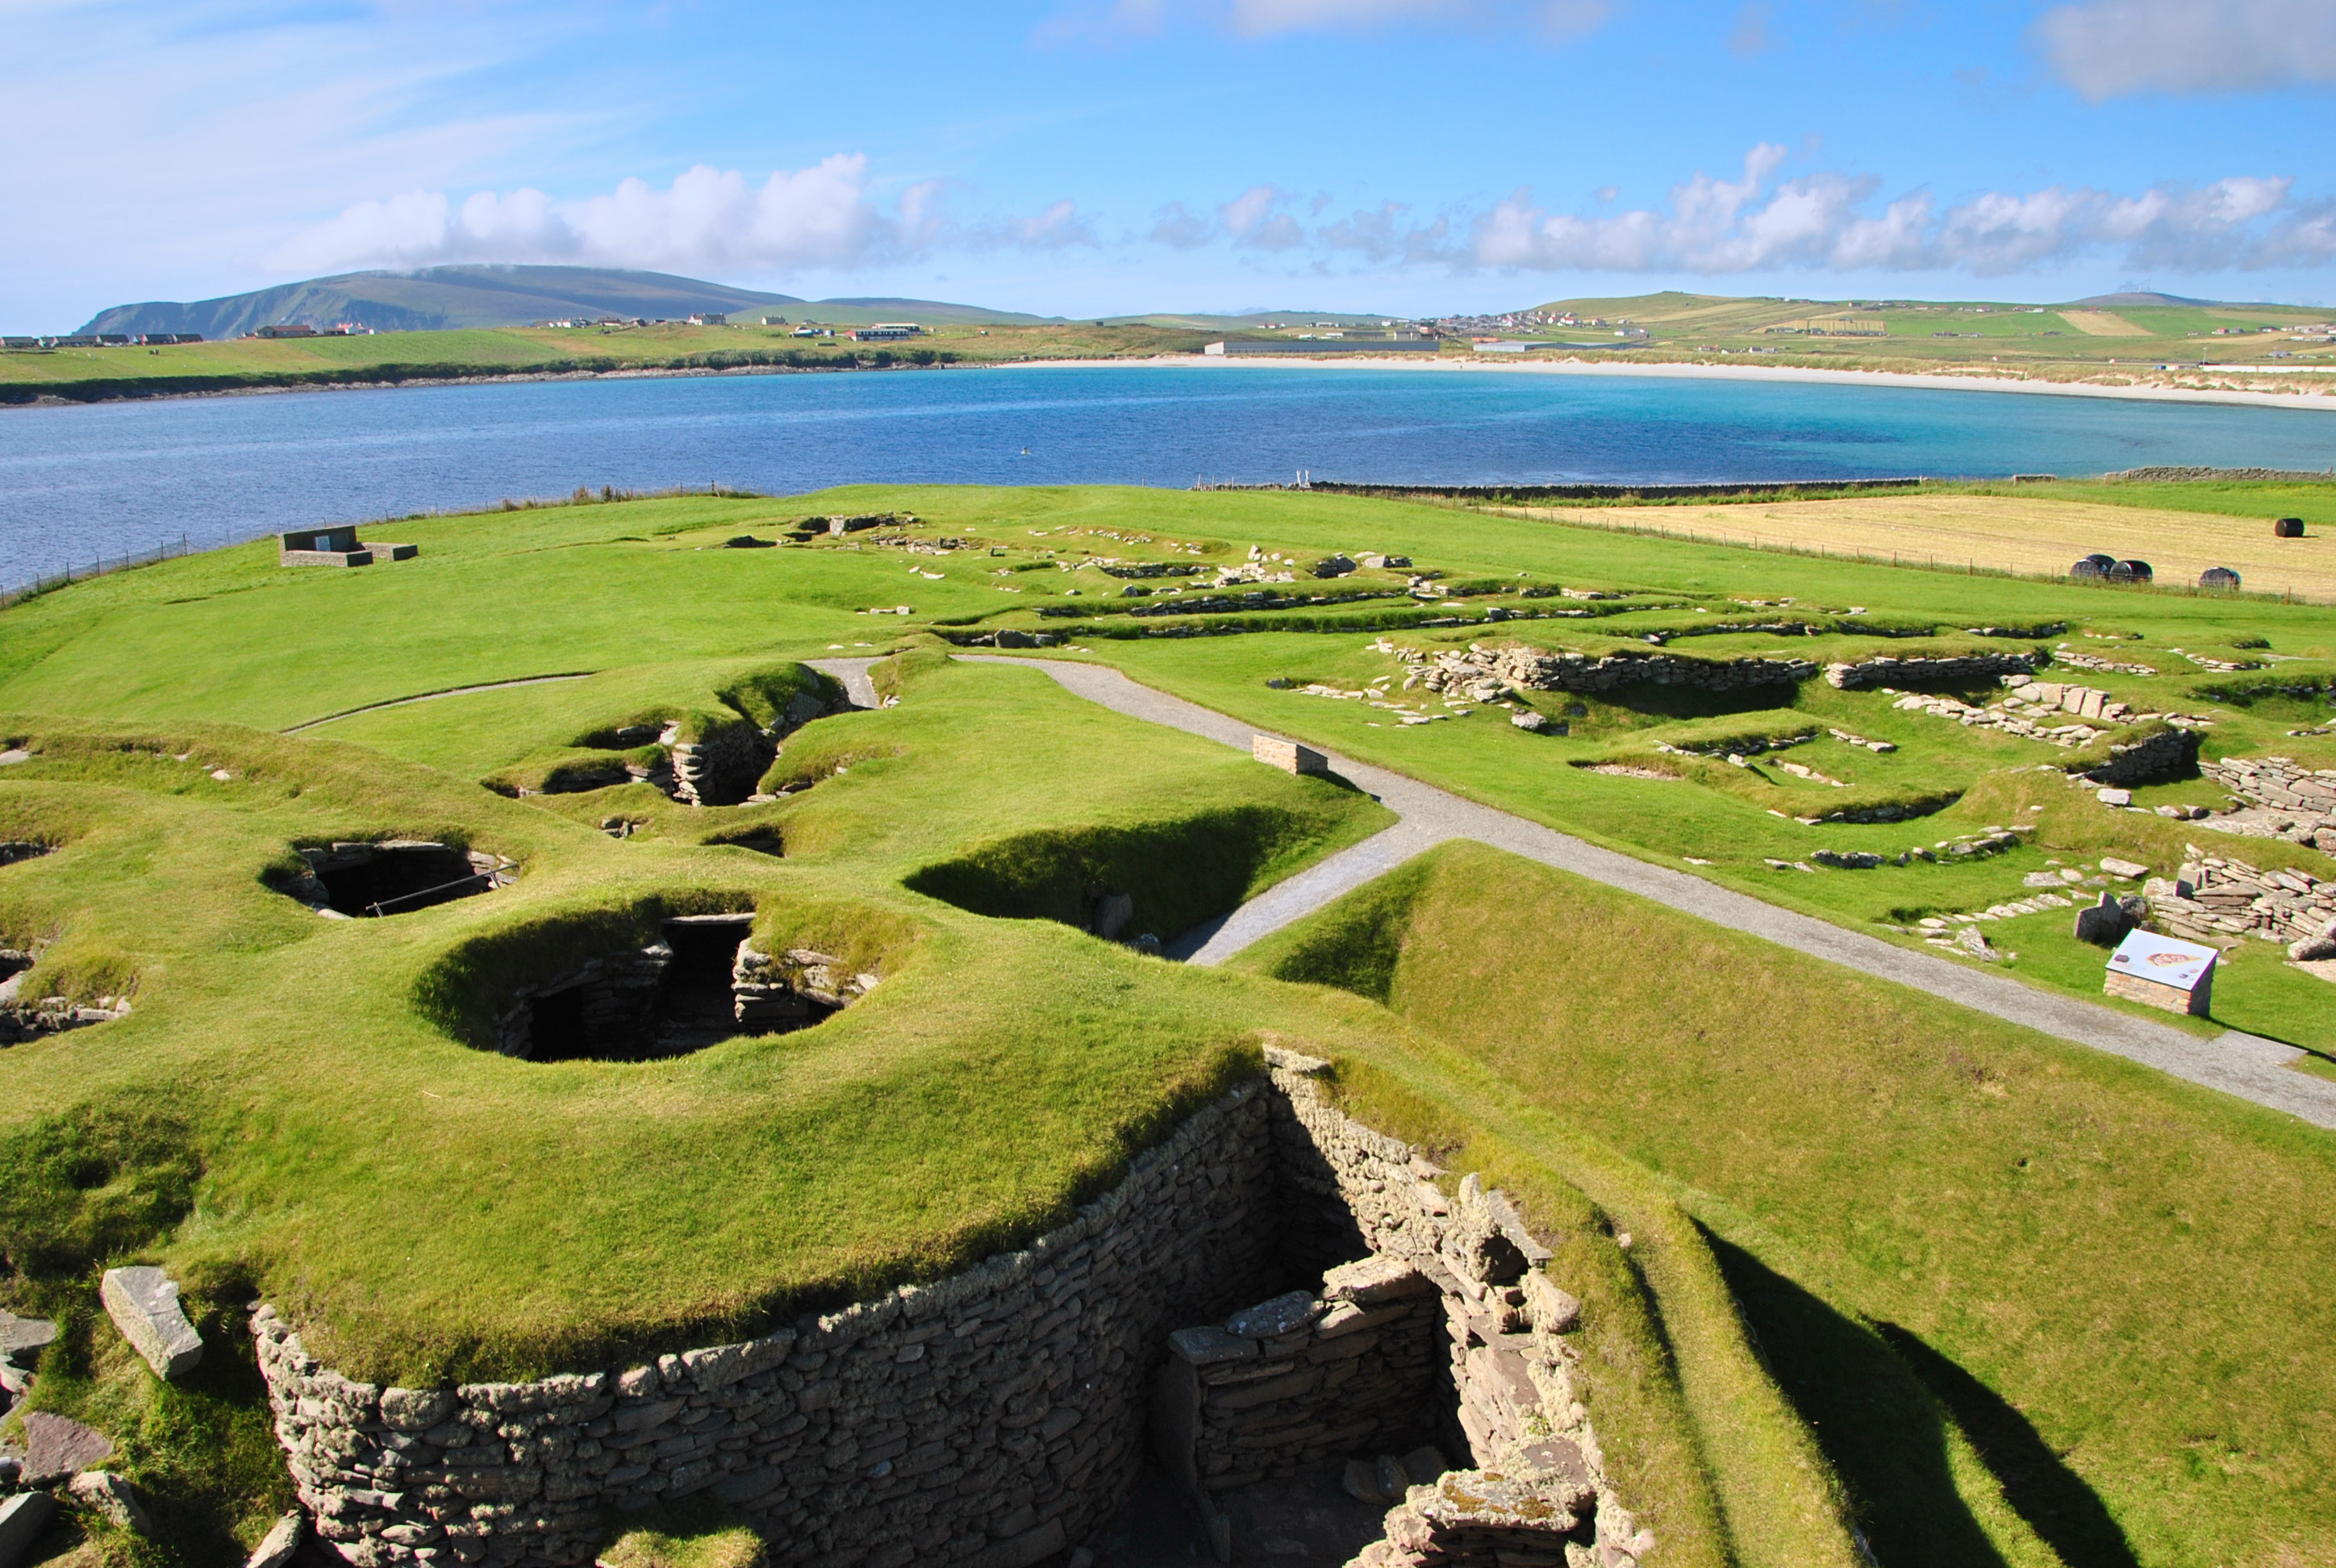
[1,363,2330,585]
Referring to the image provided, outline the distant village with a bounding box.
[1,315,934,352]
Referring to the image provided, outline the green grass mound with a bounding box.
[904,798,1370,942]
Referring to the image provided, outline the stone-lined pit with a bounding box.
[492,915,870,1063]
[252,1055,1646,1568]
[286,840,515,919]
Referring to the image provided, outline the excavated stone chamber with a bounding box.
[253,1056,1648,1568]
[290,840,515,919]
[494,915,869,1062]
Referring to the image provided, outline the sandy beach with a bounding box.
[997,351,2336,415]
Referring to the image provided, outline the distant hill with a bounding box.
[2066,291,2221,308]
[76,266,1057,337]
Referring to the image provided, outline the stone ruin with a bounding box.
[0,946,131,1049]
[284,841,516,920]
[489,915,877,1062]
[248,1052,1654,1568]
[573,683,847,808]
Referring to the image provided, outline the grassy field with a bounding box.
[1520,290,2336,377]
[1508,488,2336,600]
[2,480,2334,1566]
[1233,841,2336,1568]
[0,319,1220,403]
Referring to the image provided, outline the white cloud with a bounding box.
[2035,0,2336,99]
[1466,148,2314,276]
[266,161,1097,276]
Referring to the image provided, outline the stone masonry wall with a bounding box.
[255,1083,1281,1568]
[1258,1052,1658,1568]
[1824,651,2042,690]
[1153,1255,1443,1495]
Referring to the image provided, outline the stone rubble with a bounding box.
[2200,757,2336,849]
[2143,846,2336,952]
[2050,647,2159,676]
[1386,642,1816,699]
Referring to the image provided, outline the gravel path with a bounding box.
[808,657,882,710]
[962,655,2336,1130]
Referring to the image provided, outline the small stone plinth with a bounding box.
[1254,736,1329,776]
[2104,931,2217,1016]
[101,1266,203,1379]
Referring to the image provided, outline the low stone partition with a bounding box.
[257,1084,1279,1566]
[1153,1256,1442,1495]
[2205,756,2336,819]
[2075,724,2200,787]
[1824,651,2042,690]
[1408,644,1817,699]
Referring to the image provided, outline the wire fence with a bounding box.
[0,532,238,611]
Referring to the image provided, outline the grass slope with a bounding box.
[1234,840,2336,1568]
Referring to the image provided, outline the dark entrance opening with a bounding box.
[515,915,832,1064]
[305,841,509,918]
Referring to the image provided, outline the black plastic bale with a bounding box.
[2275,517,2306,538]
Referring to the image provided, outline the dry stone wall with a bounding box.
[1408,644,1817,698]
[1823,651,2042,689]
[1153,1256,1443,1495]
[2203,757,2336,849]
[257,1083,1279,1567]
[1258,1053,1653,1568]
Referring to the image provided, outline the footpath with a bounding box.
[957,654,2336,1132]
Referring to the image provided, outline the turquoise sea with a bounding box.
[0,362,2330,585]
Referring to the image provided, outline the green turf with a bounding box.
[4,480,2333,1568]
[1233,840,2336,1568]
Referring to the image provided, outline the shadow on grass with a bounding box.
[1873,1324,2140,1568]
[1708,1234,2137,1568]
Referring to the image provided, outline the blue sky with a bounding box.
[6,0,2335,327]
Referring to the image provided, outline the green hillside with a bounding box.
[73,265,1057,338]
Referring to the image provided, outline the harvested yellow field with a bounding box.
[2058,310,2152,336]
[1525,494,2336,600]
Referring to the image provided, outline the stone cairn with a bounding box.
[2144,848,2336,959]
